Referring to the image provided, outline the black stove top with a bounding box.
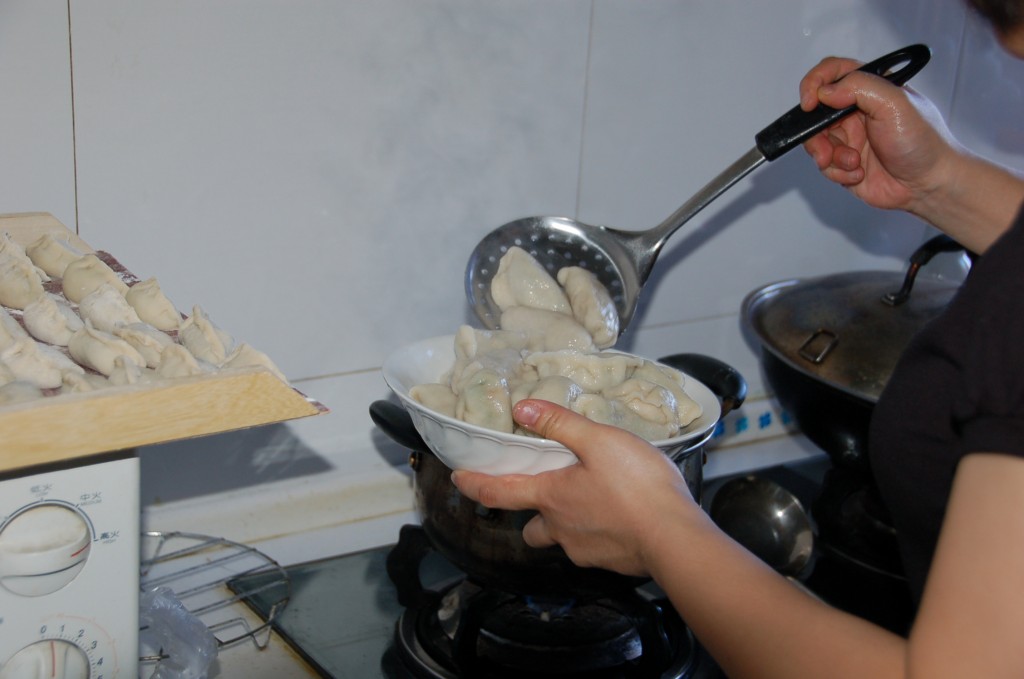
[233,457,913,678]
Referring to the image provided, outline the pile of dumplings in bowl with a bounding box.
[383,246,720,475]
[0,231,285,406]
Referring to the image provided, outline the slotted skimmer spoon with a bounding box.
[466,44,931,333]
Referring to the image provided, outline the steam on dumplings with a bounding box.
[411,247,702,442]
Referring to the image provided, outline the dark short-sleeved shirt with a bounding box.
[870,205,1024,603]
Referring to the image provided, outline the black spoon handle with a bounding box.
[755,44,931,161]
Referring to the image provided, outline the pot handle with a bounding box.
[882,234,966,306]
[656,353,748,416]
[370,400,431,453]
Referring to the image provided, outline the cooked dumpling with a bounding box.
[113,323,174,368]
[178,305,233,364]
[77,283,141,333]
[631,360,702,427]
[603,378,679,436]
[0,338,82,389]
[571,391,678,441]
[155,343,210,378]
[22,294,85,346]
[499,306,596,353]
[61,254,127,303]
[125,278,181,331]
[448,326,528,393]
[557,266,619,349]
[454,368,514,433]
[490,246,571,314]
[453,325,530,361]
[510,376,583,437]
[523,350,643,392]
[67,320,146,376]
[221,342,287,383]
[410,383,458,418]
[24,233,83,278]
[0,251,46,310]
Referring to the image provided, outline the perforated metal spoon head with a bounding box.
[465,45,932,335]
[465,215,645,332]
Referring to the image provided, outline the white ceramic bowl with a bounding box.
[382,335,721,475]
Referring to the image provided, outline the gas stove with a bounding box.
[233,456,914,677]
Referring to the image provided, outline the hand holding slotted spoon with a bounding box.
[466,44,931,333]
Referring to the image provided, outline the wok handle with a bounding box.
[656,353,748,416]
[882,234,966,306]
[754,44,931,161]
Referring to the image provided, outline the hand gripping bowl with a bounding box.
[381,334,722,475]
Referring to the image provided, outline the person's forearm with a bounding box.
[911,149,1024,254]
[644,508,906,679]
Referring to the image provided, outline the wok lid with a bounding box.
[742,237,964,403]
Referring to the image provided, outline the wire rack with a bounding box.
[138,530,291,664]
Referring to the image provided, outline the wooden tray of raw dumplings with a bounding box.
[0,212,326,472]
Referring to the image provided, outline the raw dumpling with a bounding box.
[631,361,702,427]
[0,307,29,351]
[67,320,146,376]
[490,246,571,314]
[22,293,84,346]
[154,343,210,378]
[1,233,50,281]
[221,342,287,382]
[178,305,233,364]
[523,350,643,392]
[24,233,83,278]
[557,266,619,349]
[0,380,43,405]
[60,370,103,393]
[454,368,514,433]
[107,356,151,386]
[499,306,596,353]
[0,361,14,387]
[0,338,82,389]
[125,278,180,331]
[0,251,46,310]
[410,383,458,418]
[78,283,141,333]
[113,323,174,368]
[61,254,127,303]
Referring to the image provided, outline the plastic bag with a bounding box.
[139,586,218,679]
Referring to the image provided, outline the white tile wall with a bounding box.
[2,0,1020,552]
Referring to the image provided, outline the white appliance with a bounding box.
[0,454,140,679]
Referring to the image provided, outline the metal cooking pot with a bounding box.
[742,236,964,471]
[369,353,746,599]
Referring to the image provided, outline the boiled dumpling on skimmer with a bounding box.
[499,306,596,353]
[557,266,619,349]
[490,246,571,314]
